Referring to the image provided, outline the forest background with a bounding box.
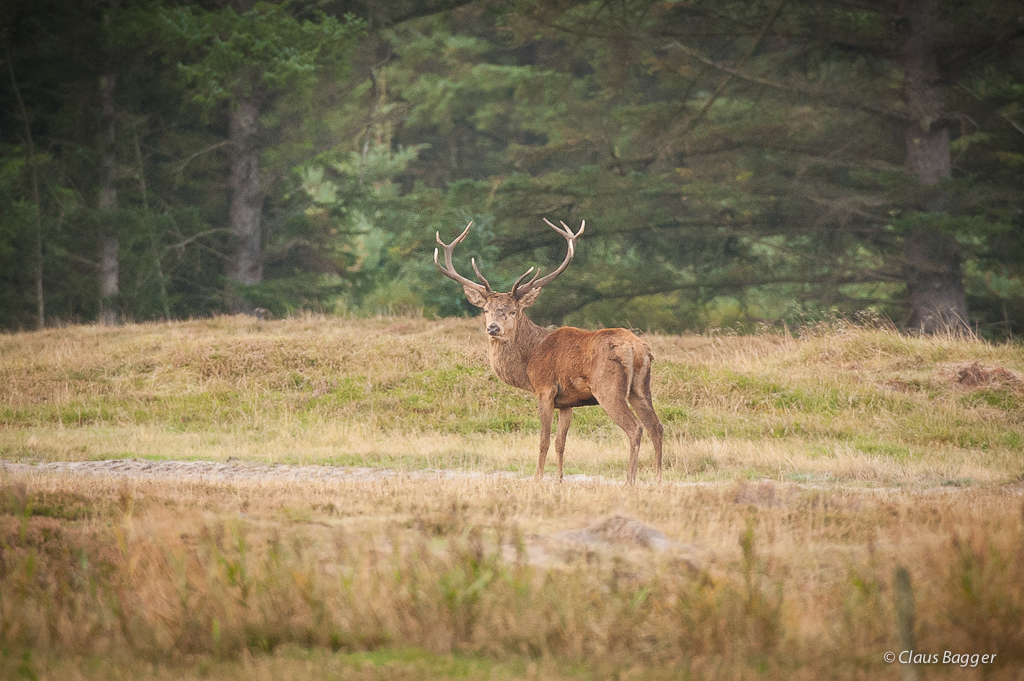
[2,0,1023,337]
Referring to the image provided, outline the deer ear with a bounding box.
[463,286,488,308]
[516,287,543,308]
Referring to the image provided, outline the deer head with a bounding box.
[434,219,585,343]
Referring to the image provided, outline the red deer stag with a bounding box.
[435,219,664,484]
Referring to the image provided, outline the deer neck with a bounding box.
[487,314,551,393]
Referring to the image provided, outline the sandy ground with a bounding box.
[0,457,648,490]
[0,457,538,484]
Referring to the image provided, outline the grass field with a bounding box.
[1,313,1023,679]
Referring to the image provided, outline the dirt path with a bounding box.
[3,458,1004,497]
[0,458,608,485]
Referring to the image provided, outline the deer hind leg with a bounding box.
[554,407,573,482]
[629,355,664,482]
[602,399,643,485]
[534,391,557,482]
[593,357,643,485]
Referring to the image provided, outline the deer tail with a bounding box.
[631,341,653,398]
[639,346,652,380]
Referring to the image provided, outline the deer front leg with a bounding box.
[534,392,556,482]
[554,407,573,482]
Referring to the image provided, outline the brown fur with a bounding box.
[522,324,664,484]
[437,221,664,483]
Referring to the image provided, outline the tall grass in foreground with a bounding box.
[1,473,1023,679]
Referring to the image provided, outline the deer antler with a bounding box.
[434,221,491,294]
[512,218,586,298]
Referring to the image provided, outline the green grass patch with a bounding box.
[851,436,911,461]
[1,485,113,521]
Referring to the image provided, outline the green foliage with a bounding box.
[164,4,364,106]
[1,0,1024,333]
[0,152,39,328]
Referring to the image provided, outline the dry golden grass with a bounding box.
[1,469,1022,680]
[1,314,1023,678]
[2,313,1022,485]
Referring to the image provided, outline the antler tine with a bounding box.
[434,221,491,293]
[542,217,586,240]
[515,218,586,297]
[510,266,538,296]
[435,220,471,247]
[470,258,493,291]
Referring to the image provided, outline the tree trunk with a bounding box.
[98,70,120,326]
[900,0,968,333]
[227,96,264,312]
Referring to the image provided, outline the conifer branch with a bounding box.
[665,41,909,123]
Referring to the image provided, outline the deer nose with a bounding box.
[486,323,501,336]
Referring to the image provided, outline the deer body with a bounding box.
[436,220,664,484]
